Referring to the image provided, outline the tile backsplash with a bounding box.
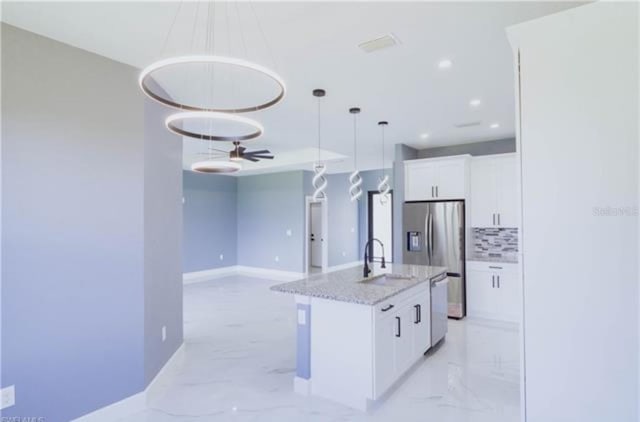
[471,227,519,262]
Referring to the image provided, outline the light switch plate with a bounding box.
[219,254,224,261]
[275,256,280,262]
[351,227,355,233]
[342,251,346,257]
[297,309,306,325]
[161,326,167,342]
[286,229,292,237]
[1,385,15,409]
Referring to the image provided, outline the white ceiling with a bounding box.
[2,1,582,174]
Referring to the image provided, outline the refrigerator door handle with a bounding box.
[425,212,432,263]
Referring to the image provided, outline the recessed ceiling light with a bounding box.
[420,133,429,139]
[469,99,481,107]
[438,59,452,69]
[490,123,500,129]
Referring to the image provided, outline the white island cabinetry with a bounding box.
[271,264,447,411]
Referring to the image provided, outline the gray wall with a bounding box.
[143,92,183,385]
[182,172,238,272]
[325,173,359,266]
[417,138,515,158]
[1,24,182,420]
[237,171,306,273]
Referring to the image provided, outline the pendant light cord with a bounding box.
[353,113,357,169]
[381,123,385,178]
[317,97,321,163]
[160,0,184,57]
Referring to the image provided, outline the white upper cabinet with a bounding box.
[470,154,518,228]
[404,156,470,201]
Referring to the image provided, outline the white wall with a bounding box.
[508,3,639,421]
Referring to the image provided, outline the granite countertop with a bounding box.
[270,263,447,306]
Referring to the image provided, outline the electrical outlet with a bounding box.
[219,254,224,261]
[286,229,292,237]
[275,256,280,262]
[161,326,167,342]
[1,385,15,409]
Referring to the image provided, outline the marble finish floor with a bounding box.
[120,274,520,422]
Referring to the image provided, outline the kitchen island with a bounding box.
[271,263,448,410]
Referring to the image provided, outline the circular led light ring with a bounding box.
[139,55,286,113]
[190,160,242,174]
[165,111,264,142]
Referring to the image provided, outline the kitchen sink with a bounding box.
[358,274,414,286]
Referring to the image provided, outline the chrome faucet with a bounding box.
[363,238,386,278]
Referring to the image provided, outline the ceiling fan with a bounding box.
[198,141,275,163]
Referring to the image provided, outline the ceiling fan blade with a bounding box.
[207,147,229,153]
[250,155,274,160]
[243,156,259,162]
[238,146,247,154]
[245,149,271,155]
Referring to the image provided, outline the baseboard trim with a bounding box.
[183,266,305,283]
[236,265,305,281]
[71,342,186,422]
[326,260,362,273]
[183,266,237,284]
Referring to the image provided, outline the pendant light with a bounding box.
[139,1,285,141]
[312,89,327,201]
[349,107,363,202]
[378,121,391,204]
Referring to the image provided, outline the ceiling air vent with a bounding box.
[454,121,482,128]
[358,34,400,53]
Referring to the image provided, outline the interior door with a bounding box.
[310,203,322,267]
[369,191,393,262]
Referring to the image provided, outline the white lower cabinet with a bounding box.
[374,313,397,396]
[412,289,431,356]
[373,285,431,399]
[466,261,520,322]
[310,281,437,410]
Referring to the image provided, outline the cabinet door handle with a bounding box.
[492,213,496,225]
[497,275,501,288]
[381,304,394,312]
[489,266,503,270]
[497,213,501,225]
[435,186,439,197]
[431,186,434,197]
[414,304,421,324]
[492,275,495,288]
[395,316,401,337]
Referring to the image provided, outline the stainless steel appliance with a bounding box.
[403,201,466,319]
[430,272,449,344]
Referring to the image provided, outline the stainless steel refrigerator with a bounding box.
[403,201,465,319]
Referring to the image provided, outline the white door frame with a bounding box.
[304,196,328,273]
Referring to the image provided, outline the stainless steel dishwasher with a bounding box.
[430,272,449,346]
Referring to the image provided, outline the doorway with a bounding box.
[305,197,328,273]
[367,190,393,263]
